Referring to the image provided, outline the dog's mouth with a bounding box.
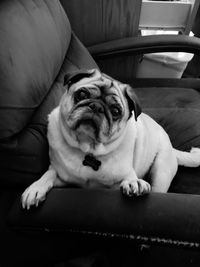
[67,100,114,142]
[74,115,102,140]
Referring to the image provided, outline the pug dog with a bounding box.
[21,68,200,209]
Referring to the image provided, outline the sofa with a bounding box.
[2,0,200,266]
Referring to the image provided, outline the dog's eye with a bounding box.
[110,106,121,120]
[74,88,90,103]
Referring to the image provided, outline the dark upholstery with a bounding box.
[7,188,200,246]
[0,0,70,139]
[1,0,200,266]
[137,87,200,151]
[0,0,98,187]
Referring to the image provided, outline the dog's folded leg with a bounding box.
[21,166,64,210]
[120,170,151,197]
[150,149,178,193]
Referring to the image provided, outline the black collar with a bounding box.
[82,153,101,171]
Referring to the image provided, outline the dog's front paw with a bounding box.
[120,179,151,197]
[21,182,50,210]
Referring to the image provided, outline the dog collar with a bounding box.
[82,153,101,171]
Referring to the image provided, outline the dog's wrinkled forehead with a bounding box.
[64,68,116,94]
[64,69,99,87]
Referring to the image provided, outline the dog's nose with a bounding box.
[89,102,104,113]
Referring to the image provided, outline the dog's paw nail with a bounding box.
[120,179,151,197]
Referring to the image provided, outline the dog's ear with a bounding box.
[125,85,142,120]
[64,69,99,87]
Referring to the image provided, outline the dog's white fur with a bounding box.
[21,70,200,209]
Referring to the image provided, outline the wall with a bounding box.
[183,5,200,78]
[60,0,141,46]
[60,0,141,81]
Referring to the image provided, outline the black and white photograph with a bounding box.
[1,0,200,266]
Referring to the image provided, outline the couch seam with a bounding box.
[9,226,200,249]
[67,229,200,249]
[65,56,81,70]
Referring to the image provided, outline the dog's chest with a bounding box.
[51,142,132,187]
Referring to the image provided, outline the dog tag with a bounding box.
[82,154,101,171]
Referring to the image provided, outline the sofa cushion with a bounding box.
[0,81,66,187]
[136,87,200,151]
[0,0,71,139]
[0,33,98,186]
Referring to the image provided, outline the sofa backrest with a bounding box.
[0,0,99,187]
[0,0,71,140]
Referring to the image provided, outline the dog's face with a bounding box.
[59,69,141,152]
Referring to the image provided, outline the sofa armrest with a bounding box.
[7,188,200,249]
[88,35,200,59]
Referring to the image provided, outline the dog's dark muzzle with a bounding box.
[77,100,112,124]
[88,101,112,132]
[88,102,104,114]
[74,100,112,138]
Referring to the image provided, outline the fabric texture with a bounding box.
[0,0,70,139]
[136,87,200,151]
[0,0,98,187]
